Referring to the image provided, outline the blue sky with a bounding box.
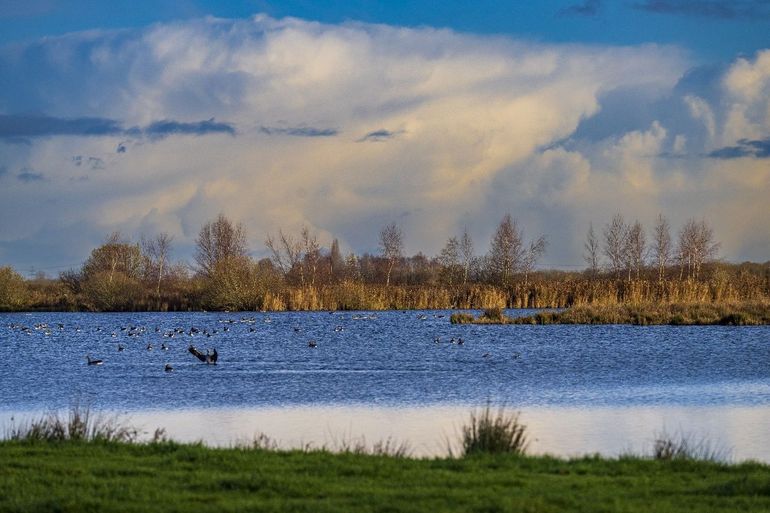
[0,1,769,273]
[2,0,770,60]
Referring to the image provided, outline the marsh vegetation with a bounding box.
[1,212,767,313]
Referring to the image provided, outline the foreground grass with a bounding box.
[451,302,770,325]
[1,441,770,513]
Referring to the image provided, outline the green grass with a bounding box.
[1,440,769,512]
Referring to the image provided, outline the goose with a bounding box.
[161,342,169,351]
[164,363,174,372]
[146,343,153,351]
[308,340,317,348]
[86,355,103,366]
[117,344,125,352]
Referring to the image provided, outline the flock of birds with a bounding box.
[5,311,517,374]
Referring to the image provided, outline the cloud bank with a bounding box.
[0,15,768,270]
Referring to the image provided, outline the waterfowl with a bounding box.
[146,343,153,351]
[164,364,174,372]
[308,340,317,348]
[161,342,169,351]
[188,345,218,364]
[86,355,104,366]
[117,344,125,351]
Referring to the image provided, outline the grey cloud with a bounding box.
[0,114,235,141]
[633,1,770,19]
[357,129,403,142]
[709,138,770,158]
[143,118,236,138]
[0,114,123,139]
[259,126,339,137]
[72,155,105,170]
[559,0,602,16]
[17,169,45,182]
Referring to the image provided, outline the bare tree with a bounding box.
[624,220,646,280]
[142,232,173,297]
[678,218,720,280]
[195,214,248,277]
[522,236,548,287]
[379,223,403,287]
[487,214,525,286]
[583,222,600,275]
[603,214,628,277]
[301,226,321,287]
[265,229,303,283]
[652,213,672,281]
[460,228,474,285]
[437,236,460,286]
[82,232,143,284]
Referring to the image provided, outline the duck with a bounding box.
[164,363,174,372]
[86,355,104,366]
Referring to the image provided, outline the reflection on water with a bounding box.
[4,405,768,461]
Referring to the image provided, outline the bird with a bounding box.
[188,345,218,364]
[117,344,125,351]
[164,364,174,372]
[161,342,169,351]
[86,355,103,366]
[308,340,317,348]
[146,343,153,351]
[482,353,491,358]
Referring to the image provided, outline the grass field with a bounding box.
[1,440,770,512]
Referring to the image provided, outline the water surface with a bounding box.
[2,310,768,459]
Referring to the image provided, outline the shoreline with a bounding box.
[451,302,770,326]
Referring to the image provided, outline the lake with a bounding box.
[1,310,769,460]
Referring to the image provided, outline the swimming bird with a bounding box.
[146,343,153,351]
[308,340,317,348]
[164,364,174,372]
[86,355,104,366]
[188,345,218,364]
[161,342,169,351]
[117,344,125,351]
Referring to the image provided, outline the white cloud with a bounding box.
[0,15,767,269]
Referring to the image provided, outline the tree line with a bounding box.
[0,213,768,312]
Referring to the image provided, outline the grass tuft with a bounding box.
[652,430,731,462]
[5,403,140,443]
[460,404,528,456]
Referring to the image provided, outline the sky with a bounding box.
[0,0,769,274]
